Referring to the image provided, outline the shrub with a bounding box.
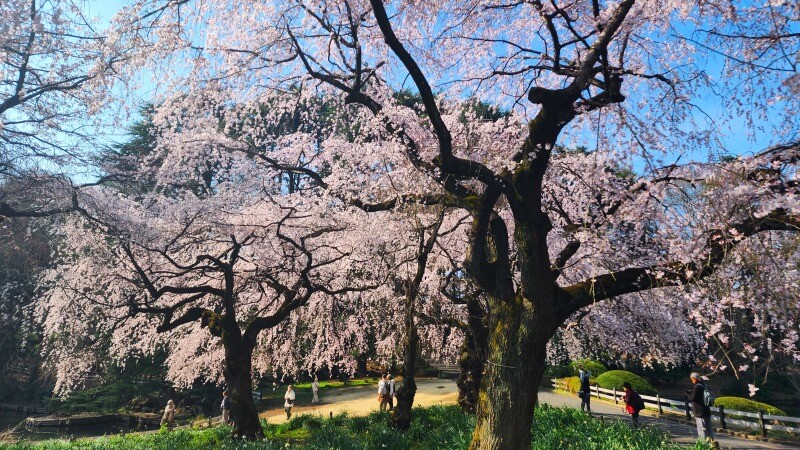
[595,370,657,395]
[569,359,608,377]
[545,364,573,378]
[558,376,596,393]
[714,397,785,416]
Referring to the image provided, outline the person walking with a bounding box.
[687,372,719,447]
[161,399,176,430]
[622,382,644,428]
[578,366,592,413]
[387,374,396,411]
[221,391,232,425]
[378,374,389,411]
[284,385,296,419]
[311,376,320,404]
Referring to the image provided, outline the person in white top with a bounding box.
[387,374,396,410]
[311,376,320,404]
[161,399,176,430]
[221,390,232,425]
[378,374,389,411]
[284,385,296,419]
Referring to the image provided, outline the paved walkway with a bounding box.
[258,379,799,449]
[538,390,799,449]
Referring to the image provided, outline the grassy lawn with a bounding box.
[258,377,381,407]
[0,404,713,450]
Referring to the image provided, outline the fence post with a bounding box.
[758,410,767,437]
[657,394,663,415]
[719,406,726,430]
[613,387,617,404]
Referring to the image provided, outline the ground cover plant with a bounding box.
[0,405,712,450]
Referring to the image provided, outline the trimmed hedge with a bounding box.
[594,370,656,395]
[714,397,785,416]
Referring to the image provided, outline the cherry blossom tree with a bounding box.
[84,0,800,448]
[37,146,394,439]
[0,0,124,220]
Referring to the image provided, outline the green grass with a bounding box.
[0,405,713,450]
[260,377,380,402]
[0,426,278,450]
[291,377,379,391]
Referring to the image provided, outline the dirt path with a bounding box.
[259,378,457,424]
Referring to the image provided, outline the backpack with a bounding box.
[579,371,591,390]
[631,392,645,411]
[702,384,716,407]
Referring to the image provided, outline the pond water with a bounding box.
[0,413,158,442]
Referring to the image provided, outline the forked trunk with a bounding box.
[224,343,263,439]
[467,213,558,450]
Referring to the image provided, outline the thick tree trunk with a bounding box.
[356,353,369,376]
[457,296,488,414]
[467,212,559,450]
[456,337,482,414]
[468,299,550,450]
[392,292,419,431]
[223,343,263,439]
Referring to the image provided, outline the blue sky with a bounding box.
[85,0,792,168]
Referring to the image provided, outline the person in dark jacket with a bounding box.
[622,382,643,428]
[578,366,591,413]
[687,372,717,445]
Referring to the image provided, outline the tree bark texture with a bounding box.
[467,297,553,449]
[223,342,263,439]
[457,296,488,414]
[392,277,422,430]
[391,316,418,430]
[468,214,560,450]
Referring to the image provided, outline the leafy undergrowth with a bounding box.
[1,405,713,450]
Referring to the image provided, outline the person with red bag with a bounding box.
[622,382,645,428]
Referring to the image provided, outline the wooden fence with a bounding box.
[431,363,460,374]
[552,379,800,436]
[0,404,49,415]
